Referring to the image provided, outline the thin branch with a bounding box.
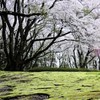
[49,0,58,9]
[27,31,72,42]
[0,11,45,17]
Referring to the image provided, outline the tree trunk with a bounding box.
[5,60,23,71]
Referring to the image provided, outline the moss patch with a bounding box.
[0,71,100,100]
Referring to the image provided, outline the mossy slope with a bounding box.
[0,71,100,100]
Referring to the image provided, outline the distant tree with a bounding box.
[93,49,100,70]
[72,45,95,69]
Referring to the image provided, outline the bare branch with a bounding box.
[0,11,46,17]
[27,31,72,42]
[49,0,58,9]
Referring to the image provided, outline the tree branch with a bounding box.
[0,11,45,17]
[27,31,72,42]
[49,0,58,9]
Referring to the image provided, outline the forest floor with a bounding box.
[0,71,100,100]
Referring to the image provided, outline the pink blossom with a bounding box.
[93,49,100,56]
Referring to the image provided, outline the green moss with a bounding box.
[0,71,100,100]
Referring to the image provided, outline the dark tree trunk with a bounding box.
[5,60,24,71]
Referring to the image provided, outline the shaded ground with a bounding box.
[3,93,49,100]
[0,71,100,100]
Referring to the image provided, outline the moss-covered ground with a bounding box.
[0,71,100,100]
